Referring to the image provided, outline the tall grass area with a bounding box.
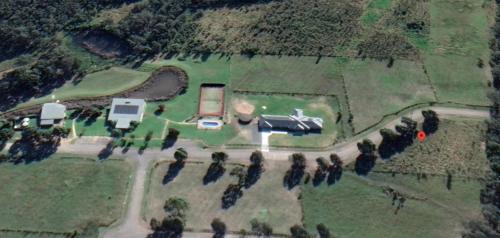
[144,161,302,234]
[302,172,482,238]
[15,67,150,109]
[343,59,436,132]
[0,155,132,233]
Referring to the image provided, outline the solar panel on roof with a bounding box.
[113,105,139,115]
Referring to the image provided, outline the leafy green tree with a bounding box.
[164,197,189,219]
[284,153,307,189]
[211,218,227,238]
[174,148,188,163]
[422,110,439,134]
[313,157,329,186]
[245,150,265,188]
[203,152,228,184]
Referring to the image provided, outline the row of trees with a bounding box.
[356,111,439,175]
[283,153,345,189]
[465,1,500,235]
[150,197,333,238]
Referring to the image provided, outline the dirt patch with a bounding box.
[233,99,255,115]
[76,30,132,59]
[1,67,188,118]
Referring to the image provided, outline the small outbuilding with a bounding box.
[108,98,146,129]
[40,103,66,126]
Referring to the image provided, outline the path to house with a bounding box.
[21,106,488,238]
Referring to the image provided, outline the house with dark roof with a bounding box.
[108,98,146,129]
[258,109,323,134]
[40,103,66,126]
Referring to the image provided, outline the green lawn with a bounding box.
[15,67,151,109]
[231,94,342,147]
[139,56,231,122]
[168,122,239,147]
[424,54,490,105]
[144,161,302,234]
[343,59,436,132]
[0,155,132,234]
[422,0,492,106]
[302,172,483,238]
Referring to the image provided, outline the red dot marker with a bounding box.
[417,131,426,142]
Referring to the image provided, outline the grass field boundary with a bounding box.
[98,159,138,235]
[232,90,336,97]
[352,101,490,136]
[348,169,489,181]
[0,228,72,237]
[420,60,440,101]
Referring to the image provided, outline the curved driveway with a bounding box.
[47,106,489,238]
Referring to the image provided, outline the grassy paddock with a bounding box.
[302,172,482,238]
[144,161,302,234]
[0,155,132,233]
[421,0,492,106]
[15,67,150,109]
[230,56,347,95]
[424,54,490,105]
[343,59,436,132]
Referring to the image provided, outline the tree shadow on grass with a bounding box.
[162,161,185,184]
[8,140,59,164]
[203,163,225,185]
[98,142,114,160]
[244,164,262,189]
[354,155,377,176]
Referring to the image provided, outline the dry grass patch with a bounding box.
[144,160,301,234]
[376,119,490,179]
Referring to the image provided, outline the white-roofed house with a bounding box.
[108,98,146,129]
[40,103,66,126]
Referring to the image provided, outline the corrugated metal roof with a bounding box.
[40,103,66,120]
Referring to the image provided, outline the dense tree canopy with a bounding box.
[0,0,130,59]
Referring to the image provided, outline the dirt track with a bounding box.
[26,106,486,238]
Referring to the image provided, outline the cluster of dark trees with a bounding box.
[356,112,439,175]
[0,49,81,110]
[0,120,14,148]
[0,0,130,60]
[284,153,307,189]
[107,0,200,57]
[7,126,70,163]
[148,197,189,238]
[221,151,265,208]
[312,154,344,186]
